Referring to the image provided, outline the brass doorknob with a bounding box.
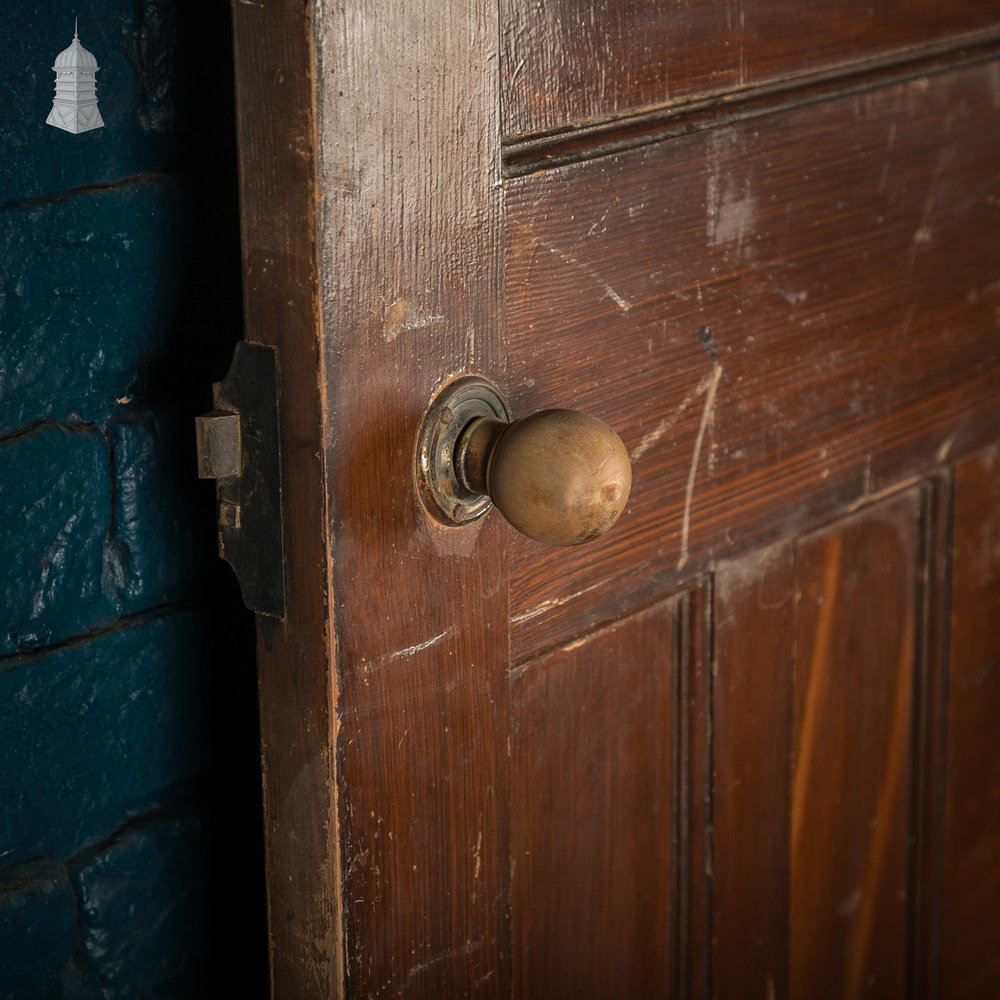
[417,378,631,546]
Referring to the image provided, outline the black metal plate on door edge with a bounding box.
[211,341,286,618]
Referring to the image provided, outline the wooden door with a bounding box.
[228,2,1000,996]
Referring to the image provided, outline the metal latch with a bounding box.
[196,341,285,618]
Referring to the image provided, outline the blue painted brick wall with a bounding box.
[0,2,266,995]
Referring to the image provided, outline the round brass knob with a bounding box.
[416,378,631,546]
[458,410,632,545]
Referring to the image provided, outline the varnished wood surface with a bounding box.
[713,489,943,999]
[228,1,1000,992]
[505,60,1000,664]
[229,4,339,996]
[510,601,677,998]
[789,493,921,998]
[941,447,1000,997]
[313,3,508,995]
[500,0,1000,137]
[503,34,1000,178]
[713,541,796,999]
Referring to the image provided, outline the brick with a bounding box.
[0,611,210,865]
[0,2,179,205]
[0,857,77,1000]
[0,423,115,655]
[67,814,211,996]
[0,177,187,434]
[108,406,214,615]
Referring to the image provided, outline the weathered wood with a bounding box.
[713,541,796,1000]
[502,35,1000,177]
[229,4,339,996]
[680,583,713,1000]
[313,3,508,995]
[941,447,1000,998]
[500,0,1000,136]
[713,490,942,998]
[789,491,924,999]
[505,61,1000,663]
[229,2,1000,993]
[510,601,678,998]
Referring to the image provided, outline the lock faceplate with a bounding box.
[196,341,285,618]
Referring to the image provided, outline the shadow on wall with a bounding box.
[0,2,268,995]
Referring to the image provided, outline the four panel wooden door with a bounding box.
[228,1,1000,995]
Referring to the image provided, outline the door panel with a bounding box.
[714,542,796,999]
[789,493,920,999]
[942,447,1000,996]
[714,490,933,999]
[506,61,1000,663]
[500,0,1000,136]
[511,600,678,998]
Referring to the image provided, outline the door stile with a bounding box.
[230,2,342,997]
[314,2,509,995]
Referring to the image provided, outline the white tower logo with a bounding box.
[46,19,105,134]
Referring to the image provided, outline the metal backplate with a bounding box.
[199,341,286,618]
[416,376,510,526]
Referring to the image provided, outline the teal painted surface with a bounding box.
[0,425,113,653]
[0,613,210,864]
[0,179,186,432]
[66,814,214,997]
[0,858,77,999]
[0,2,178,204]
[0,1,267,994]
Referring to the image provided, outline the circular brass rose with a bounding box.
[418,379,632,547]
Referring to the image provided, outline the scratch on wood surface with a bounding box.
[630,385,700,462]
[511,579,607,625]
[678,363,722,570]
[587,204,611,237]
[524,230,632,312]
[403,936,487,986]
[385,629,452,661]
[472,830,482,882]
[936,432,957,463]
[847,475,921,513]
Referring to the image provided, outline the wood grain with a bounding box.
[713,541,796,1000]
[941,446,1000,998]
[789,491,923,999]
[229,4,339,996]
[510,601,678,998]
[313,2,508,995]
[909,474,952,999]
[229,2,1000,993]
[503,35,1000,177]
[680,583,713,1000]
[500,0,1000,137]
[713,490,933,999]
[504,61,1000,664]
